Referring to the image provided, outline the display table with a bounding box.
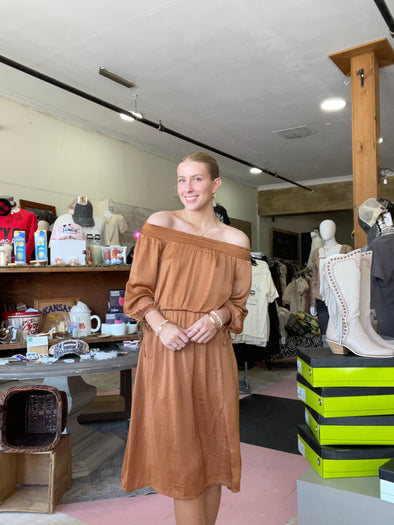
[0,351,139,479]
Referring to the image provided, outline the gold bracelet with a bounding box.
[208,314,218,329]
[209,310,223,329]
[155,319,169,337]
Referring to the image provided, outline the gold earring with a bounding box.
[212,193,216,199]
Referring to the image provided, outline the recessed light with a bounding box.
[250,167,262,174]
[120,113,135,122]
[320,98,347,112]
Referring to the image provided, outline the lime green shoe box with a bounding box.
[305,405,394,445]
[297,374,394,417]
[297,424,394,479]
[297,347,394,388]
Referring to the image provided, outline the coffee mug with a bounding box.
[111,323,127,336]
[101,323,113,335]
[127,323,137,334]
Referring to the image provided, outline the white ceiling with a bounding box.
[1,0,393,189]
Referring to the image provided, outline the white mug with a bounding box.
[101,323,113,335]
[127,323,137,334]
[111,323,127,336]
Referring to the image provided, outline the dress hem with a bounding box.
[122,480,240,500]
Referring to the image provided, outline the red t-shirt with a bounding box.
[0,208,38,263]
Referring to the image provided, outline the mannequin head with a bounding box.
[319,219,336,243]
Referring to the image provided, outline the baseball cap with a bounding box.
[73,200,94,227]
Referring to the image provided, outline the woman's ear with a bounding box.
[213,177,222,193]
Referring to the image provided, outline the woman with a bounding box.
[121,152,251,525]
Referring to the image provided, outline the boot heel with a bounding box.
[327,339,348,355]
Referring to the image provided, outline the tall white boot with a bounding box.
[322,249,394,358]
[360,251,394,349]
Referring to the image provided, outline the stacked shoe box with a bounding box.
[296,347,394,481]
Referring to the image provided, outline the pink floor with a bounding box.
[58,444,307,525]
[57,374,309,525]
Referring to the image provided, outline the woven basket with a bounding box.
[0,385,68,453]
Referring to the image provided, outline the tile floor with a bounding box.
[0,358,309,524]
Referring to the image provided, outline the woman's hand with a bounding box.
[159,322,190,351]
[186,314,219,344]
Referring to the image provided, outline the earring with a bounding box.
[212,193,216,199]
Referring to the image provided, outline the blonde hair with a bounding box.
[180,152,220,181]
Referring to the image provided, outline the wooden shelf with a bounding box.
[0,264,131,274]
[0,334,138,352]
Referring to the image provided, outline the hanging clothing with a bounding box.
[121,223,251,499]
[370,233,394,337]
[101,212,128,245]
[307,231,323,267]
[234,259,279,346]
[0,208,37,263]
[282,277,309,314]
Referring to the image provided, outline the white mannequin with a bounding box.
[318,219,342,258]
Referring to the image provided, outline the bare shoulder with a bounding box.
[146,211,175,228]
[220,224,250,249]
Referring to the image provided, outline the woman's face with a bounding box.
[177,161,220,211]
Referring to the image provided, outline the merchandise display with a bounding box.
[0,200,37,263]
[297,424,394,479]
[321,249,394,357]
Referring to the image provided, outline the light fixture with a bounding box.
[320,98,347,112]
[250,167,262,174]
[130,94,143,119]
[378,137,384,144]
[120,113,135,122]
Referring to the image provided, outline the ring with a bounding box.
[194,328,199,334]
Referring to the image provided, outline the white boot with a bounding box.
[360,251,394,349]
[322,249,394,358]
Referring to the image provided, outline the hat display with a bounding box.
[51,222,86,241]
[357,198,386,233]
[73,199,94,227]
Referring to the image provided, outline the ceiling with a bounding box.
[1,0,393,190]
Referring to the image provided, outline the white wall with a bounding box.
[1,96,258,246]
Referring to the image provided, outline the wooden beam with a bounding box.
[258,181,353,217]
[258,177,394,217]
[329,38,394,248]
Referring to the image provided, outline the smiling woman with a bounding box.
[121,151,251,525]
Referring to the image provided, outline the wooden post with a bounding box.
[329,38,394,248]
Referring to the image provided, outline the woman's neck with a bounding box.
[183,207,219,237]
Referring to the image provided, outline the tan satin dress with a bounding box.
[121,223,251,500]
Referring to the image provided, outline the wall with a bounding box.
[259,210,355,258]
[0,96,258,246]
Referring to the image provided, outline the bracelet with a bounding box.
[210,310,223,328]
[208,314,218,329]
[209,310,223,329]
[155,319,169,337]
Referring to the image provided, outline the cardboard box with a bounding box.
[26,335,49,359]
[107,289,125,313]
[50,240,86,266]
[297,374,394,418]
[298,424,394,479]
[297,347,394,388]
[0,434,71,514]
[105,312,130,324]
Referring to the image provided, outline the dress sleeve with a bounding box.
[223,257,251,334]
[123,231,162,322]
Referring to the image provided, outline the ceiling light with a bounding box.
[120,113,134,122]
[131,111,143,120]
[320,98,347,112]
[250,167,262,174]
[378,137,384,144]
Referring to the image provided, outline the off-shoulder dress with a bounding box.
[121,223,251,499]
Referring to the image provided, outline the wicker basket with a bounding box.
[0,385,68,453]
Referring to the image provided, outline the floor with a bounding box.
[0,357,309,524]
